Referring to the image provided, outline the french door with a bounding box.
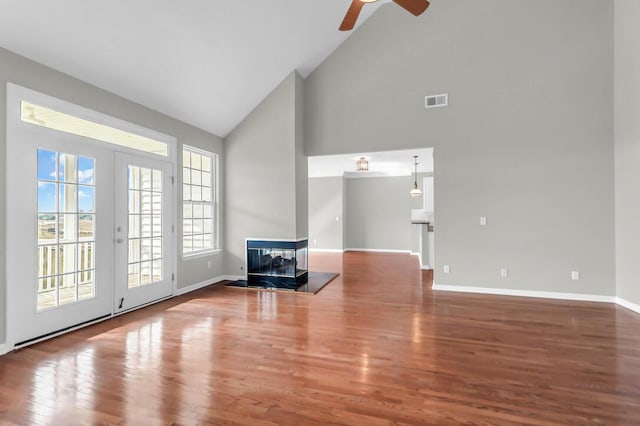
[114,153,174,313]
[7,127,175,346]
[7,131,114,345]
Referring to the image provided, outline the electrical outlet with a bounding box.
[207,260,212,269]
[571,271,580,281]
[500,268,508,278]
[480,217,487,226]
[443,265,450,274]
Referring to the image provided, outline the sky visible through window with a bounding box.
[37,149,95,212]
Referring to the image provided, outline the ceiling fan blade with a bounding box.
[393,0,430,16]
[339,0,365,31]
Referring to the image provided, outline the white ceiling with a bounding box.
[309,148,434,178]
[0,0,388,138]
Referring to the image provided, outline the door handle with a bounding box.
[116,238,124,244]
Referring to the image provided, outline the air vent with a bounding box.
[425,94,448,109]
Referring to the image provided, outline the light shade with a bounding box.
[410,155,422,198]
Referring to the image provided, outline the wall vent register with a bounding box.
[425,94,448,109]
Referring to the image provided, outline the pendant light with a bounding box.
[356,156,369,172]
[410,155,422,198]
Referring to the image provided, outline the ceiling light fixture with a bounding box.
[410,155,422,198]
[339,0,431,31]
[356,156,369,172]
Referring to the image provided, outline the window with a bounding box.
[21,101,169,156]
[183,146,217,255]
[127,166,164,287]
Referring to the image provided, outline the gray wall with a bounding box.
[344,176,422,251]
[0,47,224,343]
[309,177,344,250]
[614,0,640,306]
[224,72,307,276]
[305,0,615,295]
[309,174,426,253]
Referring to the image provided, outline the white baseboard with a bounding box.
[175,275,249,297]
[13,314,113,349]
[409,255,432,270]
[175,276,225,296]
[432,284,640,315]
[222,275,245,282]
[410,252,427,270]
[345,248,412,254]
[616,297,640,314]
[309,249,344,253]
[432,284,616,303]
[0,343,11,356]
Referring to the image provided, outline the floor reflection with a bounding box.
[124,319,163,423]
[411,311,422,344]
[359,352,370,384]
[178,318,213,419]
[30,346,95,424]
[256,291,278,320]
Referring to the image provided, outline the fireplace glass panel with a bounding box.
[246,239,308,289]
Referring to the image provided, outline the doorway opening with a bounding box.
[307,148,435,270]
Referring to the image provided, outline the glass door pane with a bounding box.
[36,149,96,311]
[127,166,164,288]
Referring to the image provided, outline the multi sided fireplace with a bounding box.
[246,239,308,289]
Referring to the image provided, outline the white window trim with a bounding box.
[182,145,219,258]
[8,83,177,163]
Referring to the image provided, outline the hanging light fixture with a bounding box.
[356,156,369,172]
[410,155,423,198]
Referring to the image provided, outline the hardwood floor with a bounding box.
[1,252,639,425]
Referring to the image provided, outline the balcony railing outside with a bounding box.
[37,242,94,310]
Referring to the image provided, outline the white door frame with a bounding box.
[114,152,175,313]
[5,83,178,348]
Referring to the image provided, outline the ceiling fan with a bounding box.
[339,0,430,31]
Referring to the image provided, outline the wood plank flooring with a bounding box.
[1,252,639,425]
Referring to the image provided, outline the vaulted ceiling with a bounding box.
[0,0,388,137]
